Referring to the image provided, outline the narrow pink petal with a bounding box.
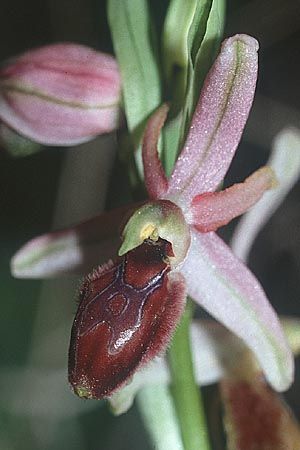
[179,229,294,391]
[191,167,276,232]
[142,104,169,199]
[165,35,258,209]
[11,204,136,278]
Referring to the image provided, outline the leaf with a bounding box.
[0,123,42,157]
[107,0,162,144]
[161,0,225,175]
[191,0,226,113]
[162,0,200,110]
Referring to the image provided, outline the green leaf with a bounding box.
[161,0,225,173]
[162,112,183,177]
[187,0,213,66]
[107,0,162,145]
[0,123,42,157]
[182,0,225,139]
[162,0,198,110]
[191,0,226,112]
[162,0,213,113]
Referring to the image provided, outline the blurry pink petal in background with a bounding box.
[0,43,121,145]
[231,127,300,261]
[220,347,300,450]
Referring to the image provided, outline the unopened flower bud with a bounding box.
[0,43,121,145]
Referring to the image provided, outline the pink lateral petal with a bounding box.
[165,35,258,209]
[191,166,276,232]
[179,229,294,392]
[11,204,137,278]
[142,104,169,199]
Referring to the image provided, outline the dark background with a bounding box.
[0,1,300,449]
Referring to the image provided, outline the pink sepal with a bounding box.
[179,229,294,392]
[11,204,136,278]
[166,35,259,208]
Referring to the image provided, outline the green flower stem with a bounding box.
[168,301,211,450]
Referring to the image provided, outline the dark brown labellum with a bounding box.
[68,238,185,399]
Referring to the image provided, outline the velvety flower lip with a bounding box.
[0,43,122,145]
[68,237,187,399]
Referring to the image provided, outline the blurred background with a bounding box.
[0,1,300,449]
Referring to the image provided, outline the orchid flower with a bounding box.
[109,124,300,415]
[11,35,294,399]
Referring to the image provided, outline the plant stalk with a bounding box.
[168,301,211,450]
